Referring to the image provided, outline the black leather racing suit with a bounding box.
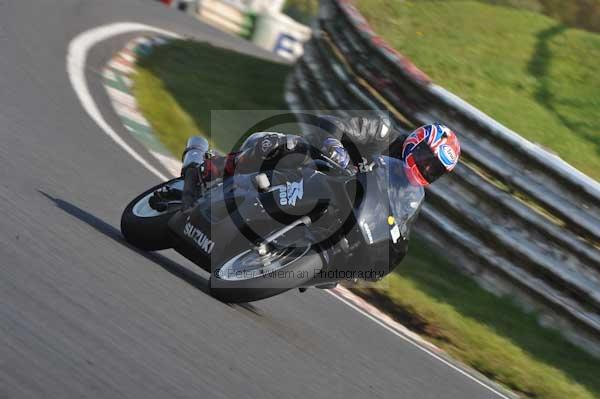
[203,114,420,273]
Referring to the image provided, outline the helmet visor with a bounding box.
[411,141,446,184]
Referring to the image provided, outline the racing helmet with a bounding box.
[401,123,460,186]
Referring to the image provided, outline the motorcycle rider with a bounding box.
[195,114,460,188]
[182,114,461,276]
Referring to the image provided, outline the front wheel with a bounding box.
[210,243,324,303]
[121,178,183,251]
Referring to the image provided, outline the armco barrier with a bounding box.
[286,0,600,355]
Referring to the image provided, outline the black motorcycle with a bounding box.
[121,137,422,302]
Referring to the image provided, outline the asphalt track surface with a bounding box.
[0,2,504,398]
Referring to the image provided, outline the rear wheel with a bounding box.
[210,239,324,303]
[121,179,183,251]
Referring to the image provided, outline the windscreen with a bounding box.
[375,156,424,238]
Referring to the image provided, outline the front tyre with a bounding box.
[210,245,324,303]
[121,179,182,251]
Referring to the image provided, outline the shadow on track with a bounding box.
[38,190,211,295]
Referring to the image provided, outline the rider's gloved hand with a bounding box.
[321,137,349,168]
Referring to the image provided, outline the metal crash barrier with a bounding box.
[286,0,600,355]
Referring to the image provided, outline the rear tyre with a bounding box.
[121,179,182,251]
[210,245,324,303]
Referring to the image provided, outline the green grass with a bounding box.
[406,0,600,32]
[355,238,600,398]
[131,40,600,399]
[284,0,319,24]
[356,0,600,181]
[133,40,291,155]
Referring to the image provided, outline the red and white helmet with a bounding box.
[402,123,460,186]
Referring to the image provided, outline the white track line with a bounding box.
[67,22,181,181]
[327,288,511,399]
[67,23,509,399]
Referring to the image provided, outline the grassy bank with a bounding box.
[405,0,600,33]
[131,40,600,399]
[355,240,600,398]
[133,40,291,155]
[356,0,600,182]
[285,0,600,32]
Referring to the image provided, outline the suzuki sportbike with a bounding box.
[121,137,420,302]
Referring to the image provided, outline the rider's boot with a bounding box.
[181,137,209,209]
